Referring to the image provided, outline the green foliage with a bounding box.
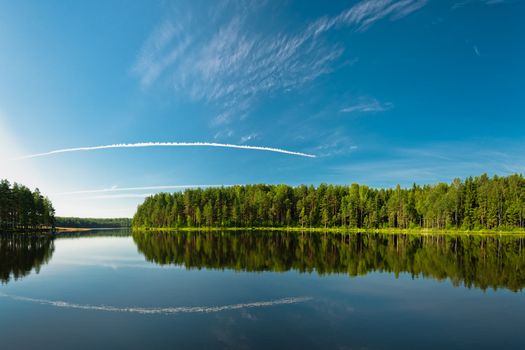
[133,174,525,230]
[133,230,525,291]
[0,234,55,284]
[0,180,55,231]
[55,217,131,228]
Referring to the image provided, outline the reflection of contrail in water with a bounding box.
[16,142,316,160]
[0,294,312,315]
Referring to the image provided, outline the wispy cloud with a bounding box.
[333,141,525,186]
[214,129,235,140]
[340,98,393,113]
[17,142,316,160]
[473,45,480,56]
[133,19,192,87]
[309,129,359,157]
[452,0,507,10]
[133,0,427,125]
[240,133,258,143]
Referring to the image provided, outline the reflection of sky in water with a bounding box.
[49,237,186,270]
[0,233,524,350]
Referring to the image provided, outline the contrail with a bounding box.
[17,142,316,160]
[53,184,233,196]
[81,193,157,200]
[0,293,312,315]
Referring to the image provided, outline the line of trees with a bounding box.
[1,234,55,284]
[132,174,525,230]
[0,180,56,231]
[133,231,525,291]
[55,217,131,228]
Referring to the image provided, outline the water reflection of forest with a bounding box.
[0,234,55,284]
[133,230,525,291]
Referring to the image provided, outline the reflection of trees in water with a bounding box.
[57,229,131,238]
[133,230,525,291]
[0,234,55,284]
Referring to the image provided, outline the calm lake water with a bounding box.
[1,230,524,350]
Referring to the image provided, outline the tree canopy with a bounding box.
[0,180,56,231]
[133,230,525,291]
[55,217,131,228]
[0,234,54,284]
[133,173,525,230]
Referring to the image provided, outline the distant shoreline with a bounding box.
[55,227,129,232]
[132,226,525,236]
[0,227,130,235]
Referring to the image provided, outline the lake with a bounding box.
[1,230,524,349]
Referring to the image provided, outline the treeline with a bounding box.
[133,174,525,230]
[133,231,525,291]
[0,180,55,231]
[55,217,131,228]
[0,234,55,284]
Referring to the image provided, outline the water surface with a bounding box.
[1,230,524,349]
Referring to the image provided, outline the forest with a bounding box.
[0,180,56,231]
[55,217,131,228]
[133,230,525,291]
[132,173,525,230]
[0,234,54,284]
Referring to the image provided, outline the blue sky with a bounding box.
[0,0,523,217]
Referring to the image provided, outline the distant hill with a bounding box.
[55,217,131,228]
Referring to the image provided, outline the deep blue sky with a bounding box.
[0,0,523,217]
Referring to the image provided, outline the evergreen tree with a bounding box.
[0,180,56,231]
[132,174,525,230]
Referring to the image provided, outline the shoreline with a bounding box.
[132,226,525,236]
[55,227,96,233]
[55,227,130,231]
[0,227,131,235]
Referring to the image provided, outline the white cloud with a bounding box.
[309,129,359,157]
[452,0,507,9]
[214,129,235,139]
[333,141,525,186]
[133,0,427,125]
[341,98,393,113]
[240,133,258,143]
[133,19,192,87]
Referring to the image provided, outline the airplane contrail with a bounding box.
[81,193,157,200]
[53,184,233,196]
[17,142,316,159]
